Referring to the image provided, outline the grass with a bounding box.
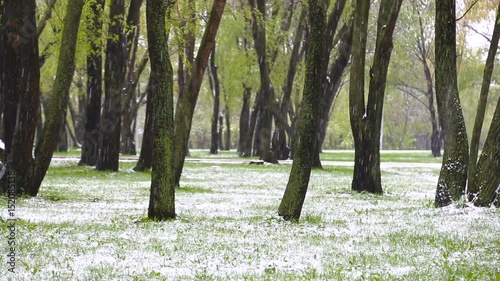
[0,152,498,280]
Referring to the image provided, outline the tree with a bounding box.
[30,0,86,195]
[349,0,402,194]
[278,0,327,221]
[208,44,221,154]
[97,0,127,171]
[134,82,153,171]
[80,0,105,166]
[434,0,469,207]
[467,1,500,200]
[1,0,41,194]
[173,0,226,186]
[146,0,176,220]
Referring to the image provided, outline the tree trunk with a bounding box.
[1,0,40,195]
[248,0,276,163]
[56,117,68,152]
[470,94,500,207]
[349,0,402,194]
[146,0,175,220]
[434,0,469,207]
[208,46,220,155]
[173,0,226,186]
[97,0,127,171]
[224,97,230,150]
[29,0,85,196]
[238,86,251,156]
[80,0,104,166]
[134,83,153,171]
[467,2,500,200]
[278,0,327,220]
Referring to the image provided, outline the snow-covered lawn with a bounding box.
[1,160,499,280]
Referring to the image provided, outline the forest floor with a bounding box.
[1,150,499,280]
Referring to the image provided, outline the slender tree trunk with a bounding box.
[467,2,500,200]
[80,0,104,166]
[315,19,354,166]
[349,0,402,194]
[238,86,251,156]
[208,46,220,154]
[278,0,327,220]
[272,9,306,161]
[97,0,127,171]
[224,98,230,150]
[173,0,226,186]
[1,0,40,194]
[248,0,276,163]
[434,0,469,207]
[469,93,500,207]
[29,0,85,196]
[134,83,153,171]
[146,0,175,220]
[56,117,68,152]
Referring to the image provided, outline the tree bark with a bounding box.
[238,86,252,156]
[278,0,327,221]
[434,0,469,207]
[173,0,226,186]
[80,0,104,166]
[208,46,220,154]
[97,0,127,171]
[467,2,500,200]
[146,0,176,220]
[349,0,402,194]
[1,0,40,194]
[224,97,231,150]
[29,0,85,196]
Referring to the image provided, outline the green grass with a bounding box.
[319,150,443,163]
[0,155,498,280]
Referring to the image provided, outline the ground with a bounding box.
[0,150,499,280]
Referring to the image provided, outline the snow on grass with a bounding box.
[1,160,499,280]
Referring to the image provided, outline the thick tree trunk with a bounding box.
[238,86,251,156]
[134,83,153,171]
[146,0,176,220]
[349,0,402,194]
[80,0,104,166]
[1,0,40,195]
[278,0,327,220]
[29,0,85,196]
[97,0,127,171]
[249,0,276,163]
[208,46,220,155]
[434,0,469,207]
[467,2,500,200]
[173,0,226,186]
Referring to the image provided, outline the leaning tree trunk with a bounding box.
[80,0,104,166]
[467,1,500,200]
[97,0,127,171]
[134,83,153,171]
[146,0,176,220]
[173,0,226,186]
[29,0,85,196]
[278,0,327,221]
[349,0,402,194]
[208,46,220,155]
[2,0,41,194]
[434,0,469,207]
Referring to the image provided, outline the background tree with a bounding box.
[349,0,402,194]
[97,0,127,171]
[146,0,176,220]
[434,0,469,207]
